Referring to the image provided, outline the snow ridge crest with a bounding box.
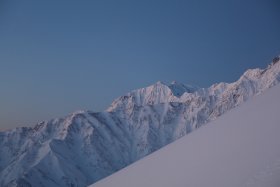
[0,56,280,187]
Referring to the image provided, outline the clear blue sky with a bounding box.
[1,0,280,129]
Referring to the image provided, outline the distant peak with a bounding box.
[72,110,87,115]
[68,110,90,118]
[272,55,280,64]
[155,81,167,86]
[169,80,189,88]
[171,80,178,84]
[268,55,280,69]
[168,81,198,96]
[152,80,198,96]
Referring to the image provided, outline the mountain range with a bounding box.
[91,68,280,187]
[0,57,279,187]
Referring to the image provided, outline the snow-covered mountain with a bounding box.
[91,74,280,187]
[0,57,280,187]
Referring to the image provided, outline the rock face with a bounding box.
[0,58,280,187]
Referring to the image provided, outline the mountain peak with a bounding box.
[2,57,280,187]
[272,55,280,64]
[238,57,280,85]
[171,80,177,84]
[108,81,199,111]
[168,81,198,96]
[155,81,166,85]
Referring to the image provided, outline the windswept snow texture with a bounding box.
[91,82,280,187]
[0,58,280,186]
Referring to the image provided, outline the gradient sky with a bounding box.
[1,0,280,130]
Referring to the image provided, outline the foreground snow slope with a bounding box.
[91,84,280,187]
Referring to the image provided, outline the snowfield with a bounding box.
[91,84,280,187]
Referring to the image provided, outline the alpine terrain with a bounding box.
[0,57,279,187]
[91,68,280,187]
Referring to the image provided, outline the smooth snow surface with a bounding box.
[91,84,280,187]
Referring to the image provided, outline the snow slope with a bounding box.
[91,81,280,187]
[0,57,279,186]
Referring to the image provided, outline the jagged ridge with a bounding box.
[0,57,279,187]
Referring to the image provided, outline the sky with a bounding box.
[1,0,280,130]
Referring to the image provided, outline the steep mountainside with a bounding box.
[0,57,279,187]
[91,75,280,187]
